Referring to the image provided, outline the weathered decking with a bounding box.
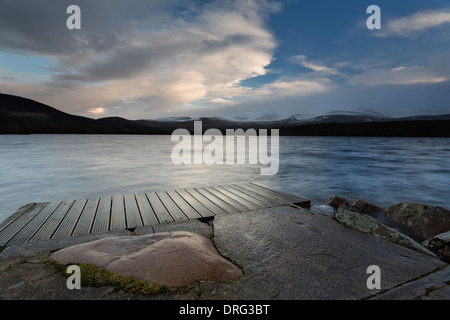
[0,182,310,247]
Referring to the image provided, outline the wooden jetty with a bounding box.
[0,182,310,247]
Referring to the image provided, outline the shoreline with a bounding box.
[0,204,448,300]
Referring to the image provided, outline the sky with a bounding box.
[0,0,449,120]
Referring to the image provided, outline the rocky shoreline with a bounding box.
[326,195,450,263]
[0,198,449,301]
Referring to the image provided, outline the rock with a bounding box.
[385,202,450,243]
[327,195,348,208]
[354,200,383,214]
[213,206,444,300]
[423,231,450,263]
[50,231,243,288]
[335,206,436,258]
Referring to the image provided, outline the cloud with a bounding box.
[291,55,339,75]
[379,9,450,37]
[349,63,448,87]
[207,98,238,106]
[89,107,105,115]
[0,69,18,82]
[0,0,280,118]
[2,1,448,121]
[257,78,333,96]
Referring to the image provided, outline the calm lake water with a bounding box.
[1,134,450,223]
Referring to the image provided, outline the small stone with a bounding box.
[423,231,450,263]
[8,282,24,290]
[354,200,383,214]
[327,195,348,208]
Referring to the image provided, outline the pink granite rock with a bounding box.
[50,231,243,288]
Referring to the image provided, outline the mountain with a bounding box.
[0,94,165,134]
[1,93,449,137]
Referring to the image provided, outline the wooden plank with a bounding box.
[167,189,203,219]
[0,202,50,245]
[220,185,267,208]
[91,196,112,234]
[240,182,298,204]
[176,189,214,217]
[8,201,62,245]
[184,188,228,215]
[0,203,35,233]
[202,186,251,212]
[250,182,310,204]
[52,199,87,239]
[0,183,311,246]
[156,191,188,221]
[194,187,239,214]
[213,185,262,210]
[29,200,75,242]
[232,183,282,205]
[110,195,126,231]
[146,192,173,224]
[230,184,283,206]
[135,193,159,225]
[71,197,99,237]
[124,194,143,228]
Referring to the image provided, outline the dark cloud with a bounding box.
[0,0,188,56]
[0,1,78,55]
[201,34,255,53]
[53,46,158,82]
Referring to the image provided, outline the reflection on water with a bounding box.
[1,135,449,223]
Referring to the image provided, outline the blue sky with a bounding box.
[0,0,449,120]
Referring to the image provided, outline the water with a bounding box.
[1,135,449,223]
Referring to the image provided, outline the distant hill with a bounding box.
[278,113,450,137]
[1,93,449,137]
[0,94,165,134]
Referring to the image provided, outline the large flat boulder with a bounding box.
[50,231,243,288]
[212,206,444,300]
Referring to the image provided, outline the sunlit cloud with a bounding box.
[379,9,450,37]
[0,0,279,118]
[88,107,105,115]
[208,98,238,105]
[257,78,333,96]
